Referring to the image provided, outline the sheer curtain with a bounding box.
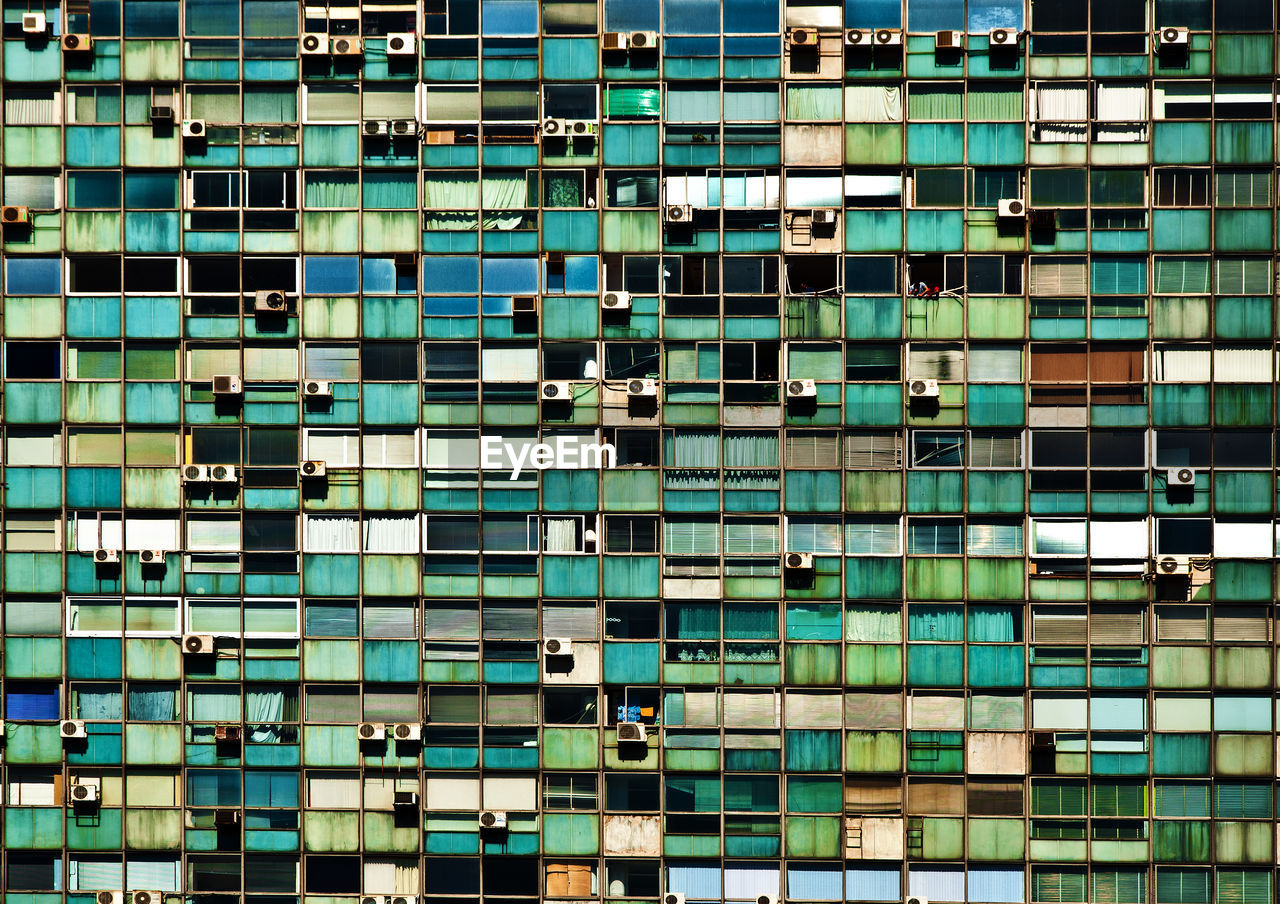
[1032,84,1088,142]
[843,85,903,122]
[75,686,123,719]
[724,433,779,468]
[247,687,296,742]
[845,605,902,642]
[907,605,964,641]
[664,431,720,467]
[303,173,358,208]
[544,518,579,552]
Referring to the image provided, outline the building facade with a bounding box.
[1,0,1279,902]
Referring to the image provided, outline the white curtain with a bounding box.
[363,516,420,553]
[1152,346,1210,382]
[304,515,359,552]
[664,175,710,207]
[1028,258,1088,295]
[4,91,59,124]
[544,518,579,552]
[1212,347,1272,382]
[363,860,420,894]
[843,85,902,122]
[1096,84,1148,121]
[785,175,843,208]
[1032,83,1088,121]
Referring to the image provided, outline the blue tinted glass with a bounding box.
[907,0,962,31]
[564,256,599,294]
[969,0,1023,30]
[425,258,480,294]
[845,0,901,27]
[724,0,779,33]
[481,0,536,35]
[5,686,60,719]
[67,172,122,208]
[5,259,62,295]
[125,172,178,208]
[603,0,658,31]
[304,257,360,294]
[362,259,397,294]
[426,296,480,315]
[123,0,180,36]
[664,0,720,34]
[482,257,539,294]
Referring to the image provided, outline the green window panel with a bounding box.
[542,813,600,855]
[906,644,964,686]
[4,468,63,509]
[844,730,902,772]
[304,811,362,852]
[1151,648,1211,690]
[905,731,963,773]
[1156,869,1210,904]
[3,637,63,679]
[1214,34,1274,75]
[1214,210,1273,252]
[542,728,600,769]
[541,38,599,79]
[1215,122,1273,165]
[905,471,964,513]
[785,471,843,513]
[783,816,842,858]
[3,808,65,849]
[966,123,1025,165]
[1213,297,1272,339]
[1211,560,1273,601]
[784,642,841,685]
[905,558,964,600]
[784,729,841,772]
[363,811,422,853]
[905,123,964,165]
[844,123,903,166]
[1214,734,1273,777]
[786,775,842,813]
[1153,821,1212,862]
[1213,647,1272,689]
[905,296,965,338]
[905,209,965,252]
[602,123,660,166]
[1213,384,1272,426]
[967,645,1025,687]
[361,555,419,596]
[124,809,182,850]
[1152,384,1210,426]
[1152,122,1211,164]
[844,558,903,598]
[844,644,902,686]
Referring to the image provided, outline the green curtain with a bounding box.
[724,601,778,639]
[303,172,358,208]
[664,430,720,467]
[786,85,841,121]
[603,86,661,118]
[968,605,1016,642]
[723,432,778,467]
[665,601,718,639]
[907,604,964,641]
[968,85,1023,121]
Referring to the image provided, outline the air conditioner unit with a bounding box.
[94,548,120,564]
[935,30,963,49]
[385,32,416,54]
[998,198,1027,219]
[664,204,694,223]
[393,790,420,807]
[149,103,175,123]
[603,291,632,310]
[182,465,210,483]
[756,896,779,904]
[61,720,88,739]
[22,12,47,33]
[363,120,389,136]
[1156,556,1191,576]
[301,32,328,54]
[627,378,658,397]
[301,460,327,478]
[784,551,814,571]
[139,549,166,565]
[304,380,332,398]
[906,897,929,904]
[181,119,206,139]
[874,28,902,45]
[629,30,658,49]
[132,892,162,904]
[214,725,242,742]
[1166,467,1196,487]
[478,810,508,830]
[208,465,237,483]
[212,374,242,395]
[617,721,648,742]
[62,33,92,51]
[70,781,101,804]
[1159,26,1189,46]
[357,722,386,741]
[543,637,574,657]
[96,893,124,904]
[2,205,31,225]
[788,28,816,47]
[390,897,417,904]
[786,379,817,399]
[908,379,940,398]
[541,117,567,136]
[988,27,1016,45]
[331,36,362,55]
[541,381,572,401]
[253,289,286,312]
[664,894,687,904]
[512,295,539,314]
[184,634,215,655]
[390,119,417,136]
[845,28,869,45]
[214,809,240,826]
[812,208,838,225]
[392,722,422,742]
[601,32,626,50]
[565,119,599,137]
